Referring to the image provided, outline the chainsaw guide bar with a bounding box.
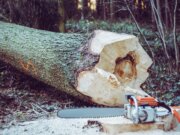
[57,107,125,118]
[57,95,176,124]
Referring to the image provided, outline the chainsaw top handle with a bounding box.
[130,95,139,123]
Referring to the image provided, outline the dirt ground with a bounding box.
[0,61,93,129]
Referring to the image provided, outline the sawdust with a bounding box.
[1,117,180,135]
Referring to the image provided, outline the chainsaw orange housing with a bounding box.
[129,96,158,106]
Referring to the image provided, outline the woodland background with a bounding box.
[0,0,180,128]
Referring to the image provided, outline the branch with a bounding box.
[124,0,155,62]
[31,103,48,114]
[0,14,9,21]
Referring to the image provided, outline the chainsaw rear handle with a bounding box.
[157,101,172,113]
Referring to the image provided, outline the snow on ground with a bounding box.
[1,116,180,135]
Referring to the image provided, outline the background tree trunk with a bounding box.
[0,21,152,106]
[103,0,106,20]
[82,0,89,19]
[58,0,65,32]
[165,0,169,29]
[110,0,114,20]
[156,0,161,21]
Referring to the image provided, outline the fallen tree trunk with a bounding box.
[0,21,152,106]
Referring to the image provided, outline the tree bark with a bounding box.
[0,21,152,106]
[82,0,89,19]
[58,0,65,32]
[173,0,179,71]
[156,0,162,21]
[103,0,106,20]
[110,0,114,20]
[165,0,169,29]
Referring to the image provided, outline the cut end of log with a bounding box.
[77,30,152,106]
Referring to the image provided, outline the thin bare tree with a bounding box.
[110,0,114,20]
[173,0,179,72]
[103,0,106,20]
[150,0,170,60]
[164,0,173,31]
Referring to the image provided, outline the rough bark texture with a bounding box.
[0,21,152,106]
[0,21,97,102]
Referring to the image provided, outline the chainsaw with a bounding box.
[57,95,180,124]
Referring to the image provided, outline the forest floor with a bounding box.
[0,61,92,129]
[0,52,180,134]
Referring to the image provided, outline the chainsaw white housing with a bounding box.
[124,104,156,123]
